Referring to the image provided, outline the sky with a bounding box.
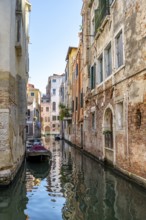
[29,0,82,94]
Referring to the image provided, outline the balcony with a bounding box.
[95,0,110,34]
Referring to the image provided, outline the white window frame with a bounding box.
[109,0,116,7]
[114,28,125,71]
[97,53,104,84]
[104,42,112,78]
[116,101,124,130]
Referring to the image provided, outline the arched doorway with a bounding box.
[103,107,114,164]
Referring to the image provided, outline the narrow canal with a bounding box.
[1,138,146,220]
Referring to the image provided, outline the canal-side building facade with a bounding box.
[0,0,31,185]
[71,35,84,148]
[64,0,146,186]
[41,95,51,136]
[26,84,41,139]
[46,74,65,135]
[64,47,78,141]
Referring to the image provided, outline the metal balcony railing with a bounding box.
[95,0,110,34]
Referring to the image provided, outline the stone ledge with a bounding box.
[0,155,25,186]
[0,109,9,113]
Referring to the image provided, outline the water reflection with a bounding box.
[61,142,146,220]
[0,163,28,220]
[0,139,146,220]
[26,160,51,192]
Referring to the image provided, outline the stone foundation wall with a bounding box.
[0,72,25,185]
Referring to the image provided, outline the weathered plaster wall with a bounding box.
[0,0,30,185]
[82,0,146,183]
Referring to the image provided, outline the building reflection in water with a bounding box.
[0,163,28,220]
[61,142,146,220]
[26,160,51,192]
[1,140,146,220]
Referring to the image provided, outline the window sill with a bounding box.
[105,147,114,151]
[96,81,104,89]
[110,0,116,8]
[116,128,124,132]
[104,73,112,82]
[114,64,125,75]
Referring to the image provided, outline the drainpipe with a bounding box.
[126,88,129,163]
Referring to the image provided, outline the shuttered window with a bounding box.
[72,100,74,113]
[98,55,103,83]
[80,91,83,108]
[91,64,96,89]
[76,97,78,111]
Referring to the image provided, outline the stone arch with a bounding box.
[103,104,115,164]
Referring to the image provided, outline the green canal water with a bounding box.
[0,139,146,220]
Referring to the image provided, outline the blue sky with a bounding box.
[29,0,82,94]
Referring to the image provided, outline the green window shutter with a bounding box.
[91,65,96,89]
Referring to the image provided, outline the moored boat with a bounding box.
[26,144,52,162]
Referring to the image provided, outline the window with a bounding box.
[98,55,103,83]
[27,109,30,117]
[92,112,96,130]
[76,64,78,77]
[45,117,47,122]
[52,102,56,111]
[26,125,29,134]
[116,102,123,129]
[109,0,115,5]
[53,89,56,95]
[52,116,56,121]
[72,100,74,113]
[46,107,49,112]
[115,31,123,68]
[16,0,22,11]
[16,16,21,43]
[91,17,95,44]
[31,92,34,96]
[52,79,56,83]
[57,116,60,120]
[76,97,78,111]
[136,109,142,128]
[91,64,96,89]
[80,91,83,108]
[105,43,112,77]
[94,0,110,33]
[41,107,43,112]
[48,117,50,122]
[52,124,55,128]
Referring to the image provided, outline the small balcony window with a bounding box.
[94,0,110,34]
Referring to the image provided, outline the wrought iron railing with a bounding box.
[104,131,113,149]
[95,0,110,34]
